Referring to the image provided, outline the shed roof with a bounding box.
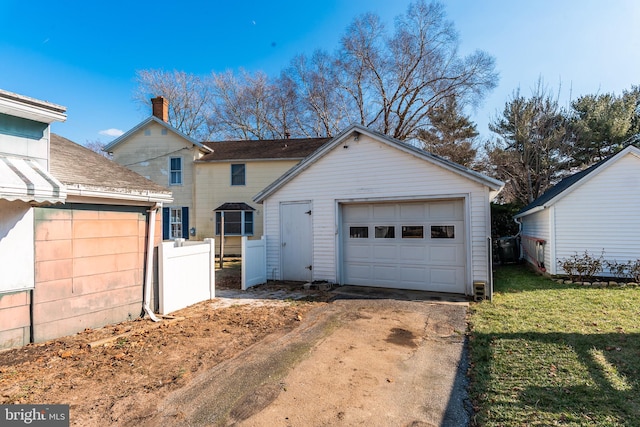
[254,124,504,203]
[199,137,330,162]
[51,134,172,203]
[515,145,640,218]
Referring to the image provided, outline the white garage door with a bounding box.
[342,200,466,293]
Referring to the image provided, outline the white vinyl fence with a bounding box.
[158,238,215,315]
[242,236,267,290]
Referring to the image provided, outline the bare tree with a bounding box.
[133,1,497,142]
[335,1,497,140]
[84,139,112,158]
[133,69,212,140]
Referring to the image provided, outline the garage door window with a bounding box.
[402,226,424,238]
[350,227,368,238]
[375,226,395,238]
[431,225,455,238]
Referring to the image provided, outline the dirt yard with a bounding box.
[0,261,326,426]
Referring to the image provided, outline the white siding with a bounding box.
[519,208,552,271]
[554,152,640,275]
[261,134,493,294]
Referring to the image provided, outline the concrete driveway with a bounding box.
[145,287,471,427]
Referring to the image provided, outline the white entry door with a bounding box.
[342,200,466,293]
[281,201,313,282]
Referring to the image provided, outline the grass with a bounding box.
[468,265,640,426]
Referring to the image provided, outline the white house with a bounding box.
[254,125,503,298]
[514,145,640,277]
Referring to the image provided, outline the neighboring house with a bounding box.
[254,124,504,297]
[514,145,640,277]
[104,97,212,241]
[0,88,172,350]
[107,96,328,253]
[194,137,329,254]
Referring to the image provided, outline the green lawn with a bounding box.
[468,265,640,426]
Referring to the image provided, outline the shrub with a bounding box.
[604,259,640,282]
[557,250,604,282]
[605,259,629,281]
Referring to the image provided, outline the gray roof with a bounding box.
[516,144,640,218]
[51,134,172,202]
[213,202,256,211]
[254,124,504,203]
[199,137,330,162]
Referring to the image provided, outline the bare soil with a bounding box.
[0,262,326,426]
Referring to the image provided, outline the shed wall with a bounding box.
[554,152,640,275]
[262,134,492,291]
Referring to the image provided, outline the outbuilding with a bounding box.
[254,125,503,297]
[515,144,640,277]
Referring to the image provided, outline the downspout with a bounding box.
[143,203,160,322]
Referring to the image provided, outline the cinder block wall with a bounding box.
[0,291,31,349]
[32,204,158,343]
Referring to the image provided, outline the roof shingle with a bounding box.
[199,137,330,162]
[50,134,171,196]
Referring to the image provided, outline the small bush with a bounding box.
[557,250,604,282]
[606,259,640,282]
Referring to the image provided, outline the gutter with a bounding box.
[143,203,161,322]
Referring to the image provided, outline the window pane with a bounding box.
[170,157,182,184]
[431,225,455,238]
[244,211,254,235]
[170,208,182,239]
[231,164,245,186]
[350,227,368,238]
[402,226,423,238]
[375,226,395,238]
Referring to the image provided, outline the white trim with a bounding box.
[65,185,172,205]
[548,205,557,275]
[0,89,66,124]
[169,156,183,186]
[516,146,640,218]
[254,124,503,203]
[335,195,470,293]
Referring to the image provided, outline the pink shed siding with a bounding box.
[31,204,159,343]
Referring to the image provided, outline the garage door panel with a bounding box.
[373,204,396,219]
[429,245,462,264]
[429,201,462,219]
[344,205,370,221]
[372,264,399,281]
[373,244,398,259]
[346,263,371,283]
[399,203,426,219]
[342,201,466,294]
[347,243,371,260]
[399,245,427,261]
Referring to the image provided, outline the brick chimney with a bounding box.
[151,96,168,122]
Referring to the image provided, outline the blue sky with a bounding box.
[1,0,638,145]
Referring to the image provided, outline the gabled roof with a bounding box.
[198,137,330,162]
[103,116,212,153]
[51,134,172,203]
[515,145,640,218]
[254,124,504,203]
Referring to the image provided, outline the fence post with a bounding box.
[204,238,215,299]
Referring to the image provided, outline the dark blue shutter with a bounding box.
[162,207,170,240]
[181,206,189,239]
